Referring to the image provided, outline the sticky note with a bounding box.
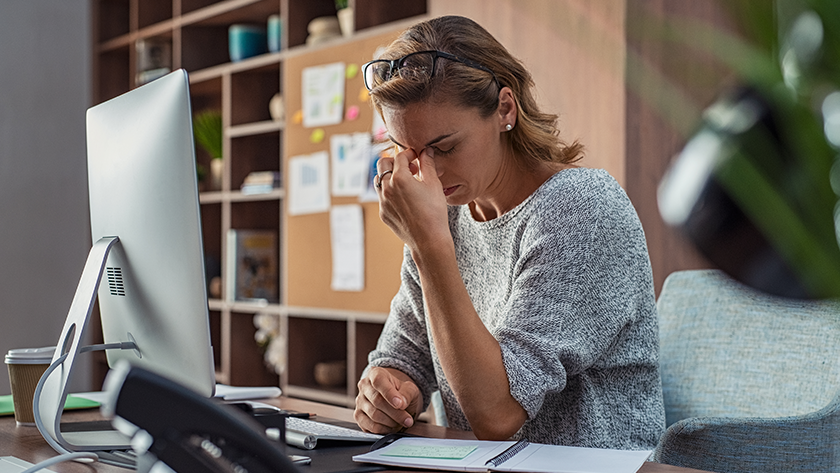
[359,87,370,102]
[310,128,326,144]
[382,444,478,460]
[346,105,360,121]
[346,63,359,79]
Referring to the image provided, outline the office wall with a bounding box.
[0,0,92,395]
[428,0,627,185]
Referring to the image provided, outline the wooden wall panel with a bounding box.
[429,0,627,185]
[624,0,745,293]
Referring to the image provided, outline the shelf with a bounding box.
[229,120,284,138]
[95,0,425,401]
[283,385,352,407]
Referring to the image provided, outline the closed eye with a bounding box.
[433,145,455,155]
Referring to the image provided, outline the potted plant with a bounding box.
[193,110,223,191]
[336,0,353,37]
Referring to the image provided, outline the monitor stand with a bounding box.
[35,236,136,452]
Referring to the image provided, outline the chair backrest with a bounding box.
[658,269,840,426]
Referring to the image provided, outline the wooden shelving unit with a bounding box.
[93,0,426,406]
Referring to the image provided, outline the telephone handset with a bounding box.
[102,361,300,473]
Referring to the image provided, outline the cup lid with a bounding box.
[5,346,55,364]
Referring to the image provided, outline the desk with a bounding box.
[0,397,710,473]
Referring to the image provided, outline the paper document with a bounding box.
[330,204,365,291]
[288,151,330,216]
[214,384,282,401]
[302,62,345,128]
[353,437,651,473]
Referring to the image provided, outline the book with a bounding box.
[352,437,652,473]
[225,229,279,303]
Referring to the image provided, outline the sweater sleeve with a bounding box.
[495,177,655,419]
[365,246,437,410]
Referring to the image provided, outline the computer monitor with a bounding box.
[36,69,215,452]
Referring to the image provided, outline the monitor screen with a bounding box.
[35,69,216,453]
[85,69,215,397]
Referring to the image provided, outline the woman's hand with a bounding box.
[375,147,451,254]
[354,367,423,434]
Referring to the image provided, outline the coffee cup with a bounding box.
[5,346,55,426]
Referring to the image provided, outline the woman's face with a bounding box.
[381,99,510,207]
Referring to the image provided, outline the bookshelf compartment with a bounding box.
[201,202,223,298]
[231,63,281,126]
[138,0,173,29]
[210,310,222,371]
[181,0,225,15]
[190,75,223,110]
[97,46,130,103]
[181,25,231,72]
[287,317,348,393]
[286,0,339,48]
[353,0,426,32]
[231,200,280,230]
[230,311,280,386]
[97,0,130,42]
[354,321,384,382]
[230,132,282,191]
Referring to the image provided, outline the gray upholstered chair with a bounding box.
[652,269,840,473]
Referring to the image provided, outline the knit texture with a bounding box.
[367,168,665,449]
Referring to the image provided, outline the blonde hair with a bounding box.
[369,15,583,166]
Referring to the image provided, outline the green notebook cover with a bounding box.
[0,394,100,416]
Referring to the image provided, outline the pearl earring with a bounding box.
[505,124,513,131]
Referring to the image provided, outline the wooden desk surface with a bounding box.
[0,397,710,473]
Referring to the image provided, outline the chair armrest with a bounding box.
[652,411,839,473]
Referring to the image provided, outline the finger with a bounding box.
[376,155,394,174]
[417,147,436,180]
[368,368,408,410]
[367,370,415,428]
[353,394,402,434]
[356,377,409,430]
[392,146,417,179]
[354,391,402,433]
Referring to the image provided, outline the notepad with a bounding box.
[353,437,652,473]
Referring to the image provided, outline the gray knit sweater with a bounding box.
[367,168,665,449]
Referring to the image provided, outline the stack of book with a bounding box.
[241,171,281,195]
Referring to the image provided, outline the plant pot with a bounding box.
[337,7,354,37]
[210,158,223,191]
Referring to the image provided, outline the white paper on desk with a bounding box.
[214,384,282,401]
[353,437,652,473]
[330,204,364,291]
[302,62,345,128]
[288,151,330,216]
[331,132,372,196]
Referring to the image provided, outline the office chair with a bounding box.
[652,269,840,473]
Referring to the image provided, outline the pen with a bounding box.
[280,410,315,419]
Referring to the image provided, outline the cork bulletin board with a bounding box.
[283,25,411,312]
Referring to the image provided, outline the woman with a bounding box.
[355,15,664,450]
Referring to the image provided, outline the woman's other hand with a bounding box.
[354,366,423,434]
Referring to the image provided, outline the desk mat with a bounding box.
[0,394,100,416]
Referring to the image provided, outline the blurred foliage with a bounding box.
[639,0,840,298]
[193,110,223,160]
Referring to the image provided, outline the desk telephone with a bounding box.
[102,362,301,473]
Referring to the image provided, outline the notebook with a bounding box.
[353,437,652,473]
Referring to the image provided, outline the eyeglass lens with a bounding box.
[365,52,437,90]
